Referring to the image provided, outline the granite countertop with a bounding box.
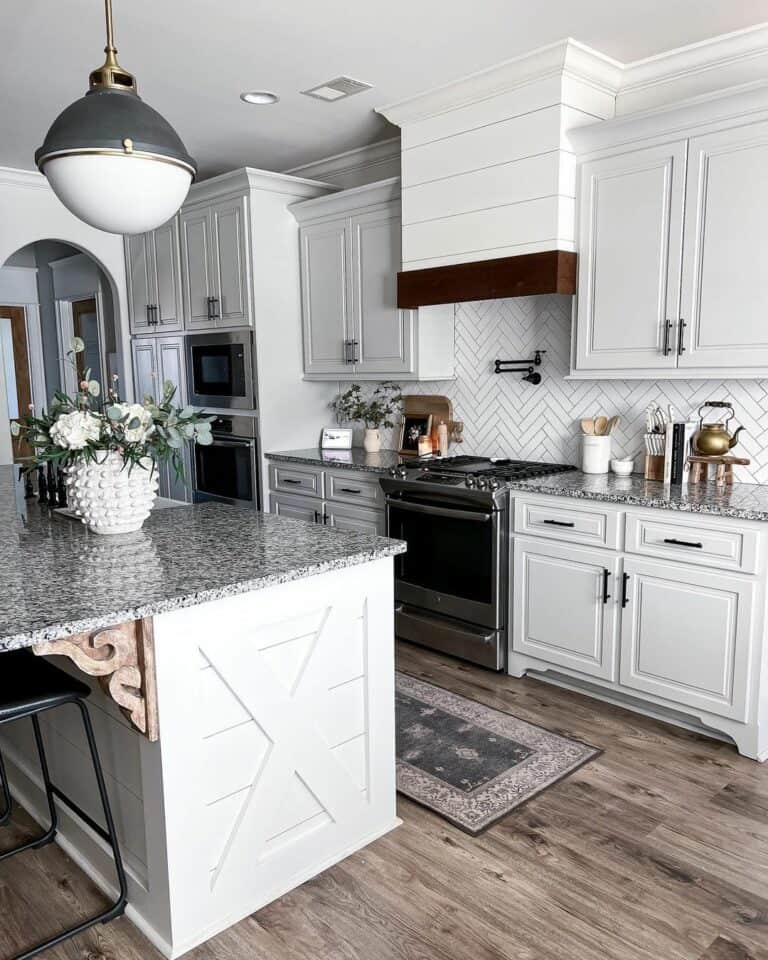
[510,471,768,522]
[266,448,407,475]
[0,466,406,653]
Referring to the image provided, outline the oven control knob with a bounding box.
[390,466,408,479]
[476,477,488,490]
[488,478,500,491]
[465,475,476,488]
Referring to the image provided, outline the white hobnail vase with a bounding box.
[65,451,159,535]
[363,428,382,453]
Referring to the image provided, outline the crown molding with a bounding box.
[617,22,768,112]
[282,137,401,185]
[0,166,49,191]
[289,177,400,224]
[376,39,623,127]
[187,167,336,206]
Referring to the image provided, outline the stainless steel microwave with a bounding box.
[186,331,256,410]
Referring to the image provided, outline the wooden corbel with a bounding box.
[34,617,159,741]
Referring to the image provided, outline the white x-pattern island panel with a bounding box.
[151,557,398,958]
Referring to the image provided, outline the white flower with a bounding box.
[113,403,155,443]
[49,411,101,450]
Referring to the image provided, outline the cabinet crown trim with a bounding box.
[186,167,336,208]
[290,177,401,224]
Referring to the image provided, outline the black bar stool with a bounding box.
[0,650,128,959]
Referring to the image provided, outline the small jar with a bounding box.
[582,435,612,474]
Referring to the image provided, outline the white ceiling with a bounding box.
[4,0,768,180]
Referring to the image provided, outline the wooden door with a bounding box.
[180,206,216,328]
[157,336,191,501]
[573,142,686,373]
[151,218,184,332]
[679,121,768,370]
[620,557,754,720]
[299,219,351,376]
[0,306,31,460]
[350,208,414,376]
[513,537,620,681]
[325,501,385,535]
[270,492,322,523]
[210,196,250,327]
[125,233,154,333]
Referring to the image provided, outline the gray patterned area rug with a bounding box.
[396,673,600,835]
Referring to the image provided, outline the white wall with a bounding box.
[0,167,132,455]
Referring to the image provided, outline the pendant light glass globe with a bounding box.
[35,0,196,235]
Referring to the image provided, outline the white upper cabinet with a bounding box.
[351,208,415,376]
[291,178,453,381]
[180,194,251,330]
[574,142,686,373]
[300,218,350,376]
[125,219,183,334]
[679,121,768,370]
[572,105,768,378]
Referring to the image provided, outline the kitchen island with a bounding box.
[0,466,405,958]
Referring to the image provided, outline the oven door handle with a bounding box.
[209,437,254,448]
[386,498,493,523]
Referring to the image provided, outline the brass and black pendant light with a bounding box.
[35,0,196,235]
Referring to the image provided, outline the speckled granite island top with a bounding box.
[510,471,768,522]
[0,466,405,653]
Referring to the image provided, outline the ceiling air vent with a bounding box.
[301,76,372,102]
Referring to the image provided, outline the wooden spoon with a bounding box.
[594,415,608,436]
[606,415,620,435]
[581,418,595,435]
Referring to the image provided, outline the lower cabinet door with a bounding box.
[325,502,385,535]
[270,492,322,524]
[513,537,620,680]
[619,558,755,721]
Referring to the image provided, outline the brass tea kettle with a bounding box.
[692,401,745,456]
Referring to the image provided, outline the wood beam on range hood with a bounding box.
[397,250,577,308]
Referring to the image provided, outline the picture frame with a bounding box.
[399,414,433,455]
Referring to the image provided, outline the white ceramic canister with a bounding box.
[582,435,612,474]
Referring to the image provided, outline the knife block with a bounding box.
[644,454,665,481]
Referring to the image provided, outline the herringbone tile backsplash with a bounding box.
[343,296,768,483]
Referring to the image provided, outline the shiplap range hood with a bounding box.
[377,39,622,306]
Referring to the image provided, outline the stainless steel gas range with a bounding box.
[381,456,576,670]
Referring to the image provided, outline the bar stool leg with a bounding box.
[0,717,58,862]
[0,749,11,826]
[8,702,128,960]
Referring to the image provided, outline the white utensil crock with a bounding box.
[582,435,612,474]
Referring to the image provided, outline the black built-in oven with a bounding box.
[193,414,260,507]
[385,489,507,669]
[187,331,256,410]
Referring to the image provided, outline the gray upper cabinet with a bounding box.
[180,194,251,330]
[351,208,414,376]
[292,178,454,381]
[125,219,183,334]
[131,334,192,502]
[300,218,350,376]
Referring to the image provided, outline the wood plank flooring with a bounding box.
[1,641,767,960]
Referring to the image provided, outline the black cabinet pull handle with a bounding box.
[662,318,673,356]
[340,487,362,494]
[663,537,703,548]
[678,318,687,355]
[313,510,320,523]
[602,569,611,605]
[543,519,575,528]
[351,339,359,363]
[621,572,630,608]
[282,478,303,485]
[343,340,352,363]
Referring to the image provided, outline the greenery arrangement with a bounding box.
[11,338,213,479]
[331,382,402,429]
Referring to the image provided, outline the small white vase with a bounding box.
[363,428,382,453]
[66,451,159,535]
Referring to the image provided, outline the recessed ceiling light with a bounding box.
[240,91,279,105]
